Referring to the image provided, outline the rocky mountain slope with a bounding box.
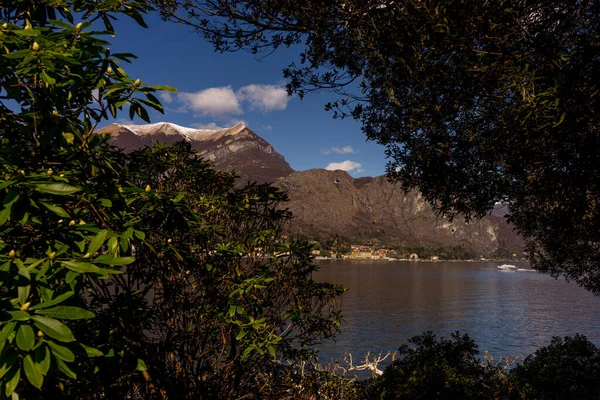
[276,169,523,257]
[96,122,523,256]
[97,122,294,184]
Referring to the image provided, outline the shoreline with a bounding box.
[315,258,529,263]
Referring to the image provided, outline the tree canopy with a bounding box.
[157,0,600,293]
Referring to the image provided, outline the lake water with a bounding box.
[313,260,600,361]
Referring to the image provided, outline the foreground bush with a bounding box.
[362,331,504,400]
[352,332,600,400]
[0,2,344,398]
[508,334,600,400]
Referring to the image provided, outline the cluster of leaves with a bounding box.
[0,0,170,396]
[0,1,344,398]
[157,0,600,294]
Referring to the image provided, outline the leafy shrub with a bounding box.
[0,1,344,398]
[508,334,600,400]
[365,331,501,400]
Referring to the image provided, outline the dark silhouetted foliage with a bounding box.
[363,331,502,399]
[508,334,600,400]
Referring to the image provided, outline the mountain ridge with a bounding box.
[97,122,294,184]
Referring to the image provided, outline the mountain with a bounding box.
[96,122,523,256]
[97,122,294,184]
[276,169,523,257]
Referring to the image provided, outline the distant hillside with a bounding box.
[275,169,523,256]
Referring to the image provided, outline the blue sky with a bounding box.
[104,13,388,177]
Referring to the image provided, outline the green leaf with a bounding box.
[78,343,103,357]
[3,49,30,59]
[12,29,41,36]
[39,70,56,86]
[23,354,43,389]
[553,111,567,127]
[0,191,20,226]
[18,267,31,306]
[62,132,75,144]
[65,271,79,285]
[4,366,20,397]
[47,341,75,362]
[36,306,95,320]
[31,315,74,342]
[29,291,74,310]
[136,359,147,372]
[0,354,17,381]
[25,258,44,272]
[86,230,107,256]
[0,207,10,227]
[61,260,99,273]
[93,255,135,265]
[16,324,35,351]
[55,358,76,379]
[267,345,276,357]
[48,19,75,29]
[135,104,150,123]
[241,345,254,361]
[0,322,17,355]
[6,311,30,321]
[34,183,81,195]
[107,236,119,256]
[33,345,51,375]
[39,201,70,218]
[0,181,15,191]
[148,85,177,92]
[125,8,148,28]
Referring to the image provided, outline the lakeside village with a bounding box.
[281,236,526,262]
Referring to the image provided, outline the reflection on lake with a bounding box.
[314,260,600,360]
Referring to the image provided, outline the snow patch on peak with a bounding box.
[112,121,250,143]
[228,122,247,134]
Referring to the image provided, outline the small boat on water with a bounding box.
[497,264,518,271]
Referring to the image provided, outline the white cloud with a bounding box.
[325,160,363,173]
[237,84,289,112]
[159,92,173,104]
[178,86,242,118]
[323,145,358,155]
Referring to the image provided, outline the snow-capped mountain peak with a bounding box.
[114,122,248,142]
[96,121,292,184]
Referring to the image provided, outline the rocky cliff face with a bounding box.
[97,122,294,184]
[276,169,522,257]
[96,122,522,256]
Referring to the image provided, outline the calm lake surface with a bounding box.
[314,260,600,361]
